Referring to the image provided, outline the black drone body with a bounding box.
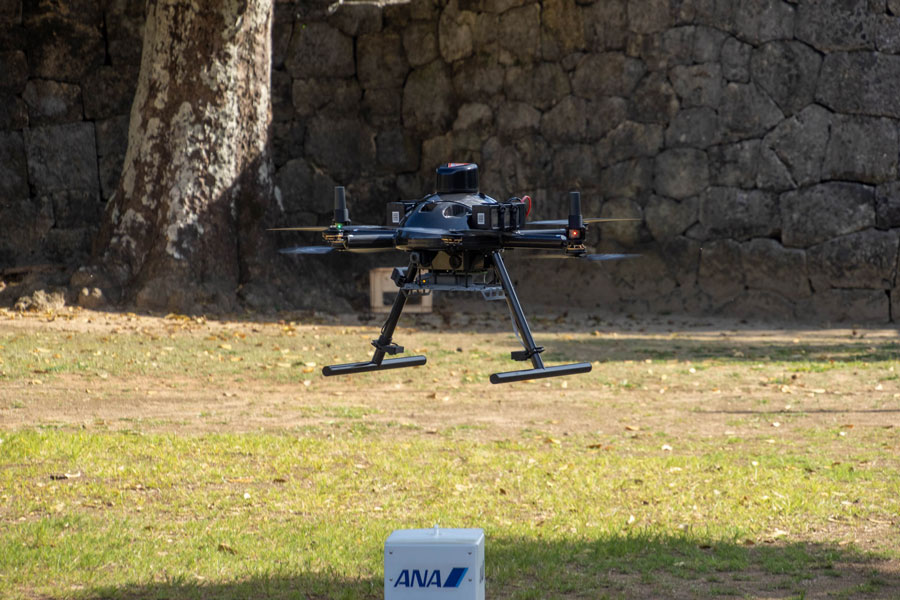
[274,163,636,384]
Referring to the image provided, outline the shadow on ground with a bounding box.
[542,332,900,367]
[75,534,898,600]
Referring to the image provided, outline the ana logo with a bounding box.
[393,567,468,588]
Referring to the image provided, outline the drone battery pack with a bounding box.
[470,205,498,230]
[471,201,527,231]
[387,202,405,226]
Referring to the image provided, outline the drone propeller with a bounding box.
[525,252,641,261]
[269,224,387,232]
[270,226,328,232]
[580,253,640,261]
[279,246,334,255]
[525,217,641,227]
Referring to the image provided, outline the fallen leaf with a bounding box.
[217,543,237,555]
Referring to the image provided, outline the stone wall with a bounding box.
[0,0,142,273]
[3,0,900,321]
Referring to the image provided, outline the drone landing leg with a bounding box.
[322,264,427,377]
[489,251,592,384]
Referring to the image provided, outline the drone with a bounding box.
[273,163,637,384]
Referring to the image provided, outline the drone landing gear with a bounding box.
[322,264,427,377]
[488,251,592,384]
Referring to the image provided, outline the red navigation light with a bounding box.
[568,228,581,239]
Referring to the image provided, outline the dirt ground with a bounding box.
[2,307,899,439]
[2,308,900,599]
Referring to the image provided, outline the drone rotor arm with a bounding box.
[500,231,568,250]
[344,230,398,251]
[524,218,641,227]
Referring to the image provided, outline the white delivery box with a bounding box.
[384,527,485,600]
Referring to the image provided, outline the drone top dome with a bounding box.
[435,162,479,194]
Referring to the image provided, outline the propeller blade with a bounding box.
[279,246,334,255]
[269,226,329,232]
[586,218,641,224]
[524,252,641,261]
[269,224,389,232]
[582,253,641,261]
[525,218,641,226]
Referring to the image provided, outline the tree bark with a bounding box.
[78,0,276,312]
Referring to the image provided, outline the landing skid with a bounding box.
[487,251,591,384]
[321,252,591,384]
[489,362,592,384]
[323,356,427,376]
[323,262,427,377]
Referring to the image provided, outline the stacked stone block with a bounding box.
[3,0,900,321]
[271,0,900,321]
[0,0,141,269]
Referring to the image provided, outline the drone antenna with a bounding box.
[568,190,583,229]
[333,186,350,225]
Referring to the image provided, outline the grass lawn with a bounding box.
[1,307,899,599]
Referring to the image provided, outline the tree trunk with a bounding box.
[78,0,275,313]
